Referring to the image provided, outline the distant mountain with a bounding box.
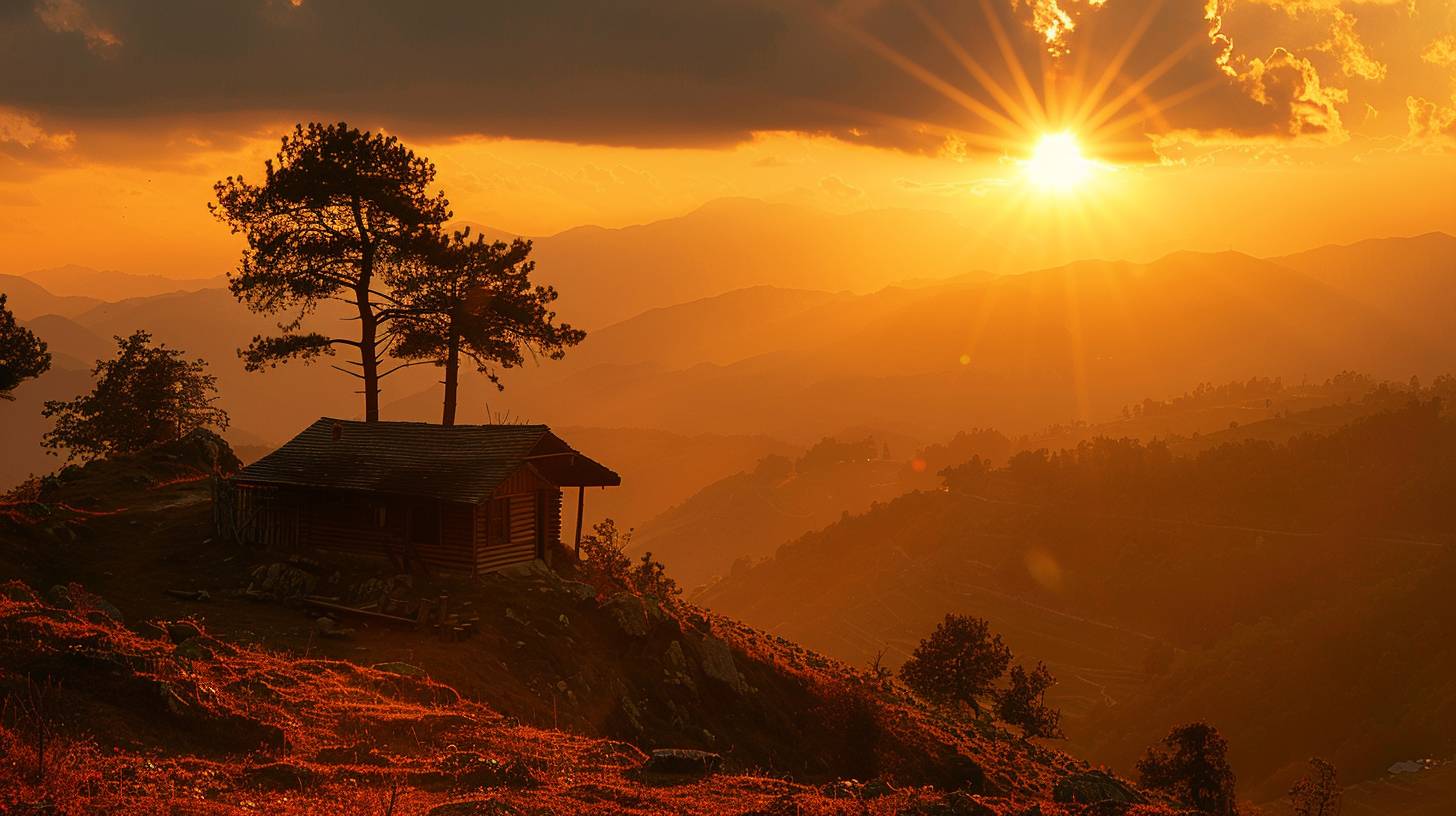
[0,274,103,319]
[389,235,1455,445]
[490,198,990,328]
[18,264,226,301]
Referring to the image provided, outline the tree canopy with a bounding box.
[0,294,51,401]
[391,229,584,425]
[995,662,1064,738]
[211,122,451,421]
[42,331,228,462]
[899,613,1012,713]
[1136,722,1238,816]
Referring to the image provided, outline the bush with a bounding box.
[899,613,1011,715]
[578,519,681,603]
[1136,721,1238,816]
[995,662,1064,738]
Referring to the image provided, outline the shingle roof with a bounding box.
[231,418,620,503]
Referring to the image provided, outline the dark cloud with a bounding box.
[0,0,1352,161]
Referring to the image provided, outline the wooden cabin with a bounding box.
[225,418,620,575]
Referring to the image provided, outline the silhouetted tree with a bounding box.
[1288,757,1340,816]
[0,294,50,400]
[899,613,1012,714]
[392,230,583,425]
[42,331,227,461]
[211,122,450,421]
[1136,722,1238,816]
[996,662,1064,738]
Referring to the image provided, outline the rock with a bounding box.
[665,640,688,671]
[166,621,204,644]
[174,637,213,661]
[941,792,998,816]
[45,584,74,609]
[927,753,988,794]
[0,582,40,604]
[695,636,747,694]
[1052,770,1146,805]
[315,743,390,766]
[244,761,318,791]
[372,661,428,678]
[642,748,723,776]
[602,593,651,637]
[561,580,597,601]
[425,800,521,816]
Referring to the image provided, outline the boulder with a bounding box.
[372,661,428,678]
[642,748,723,776]
[244,761,318,791]
[165,620,204,644]
[1052,770,1146,805]
[601,593,651,638]
[695,636,747,694]
[425,800,521,816]
[315,743,390,766]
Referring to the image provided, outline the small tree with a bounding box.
[212,122,451,422]
[1289,757,1340,816]
[899,613,1012,714]
[0,294,51,400]
[1136,722,1238,816]
[392,230,584,425]
[996,662,1064,738]
[41,331,228,461]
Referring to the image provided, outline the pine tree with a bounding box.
[211,122,451,421]
[391,230,584,425]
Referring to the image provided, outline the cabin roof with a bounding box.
[231,418,620,503]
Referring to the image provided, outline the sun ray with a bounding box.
[823,10,1026,138]
[1070,0,1167,130]
[907,0,1046,134]
[1081,32,1206,135]
[978,0,1049,130]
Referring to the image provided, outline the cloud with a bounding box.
[34,0,121,54]
[819,175,864,200]
[0,0,1396,164]
[1405,95,1456,148]
[0,107,75,151]
[1316,9,1387,81]
[1424,34,1456,68]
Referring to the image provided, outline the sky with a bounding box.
[1,0,1454,279]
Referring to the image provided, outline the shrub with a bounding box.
[899,613,1011,715]
[995,662,1064,738]
[1136,721,1238,816]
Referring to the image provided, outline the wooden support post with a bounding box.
[574,486,586,560]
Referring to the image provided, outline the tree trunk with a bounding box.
[352,194,380,422]
[441,325,460,426]
[358,292,380,422]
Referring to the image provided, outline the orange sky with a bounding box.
[2,0,1454,280]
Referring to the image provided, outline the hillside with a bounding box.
[700,400,1456,803]
[0,435,1178,815]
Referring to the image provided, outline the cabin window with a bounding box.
[408,503,439,545]
[489,497,511,546]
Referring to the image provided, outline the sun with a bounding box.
[1022,132,1096,193]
